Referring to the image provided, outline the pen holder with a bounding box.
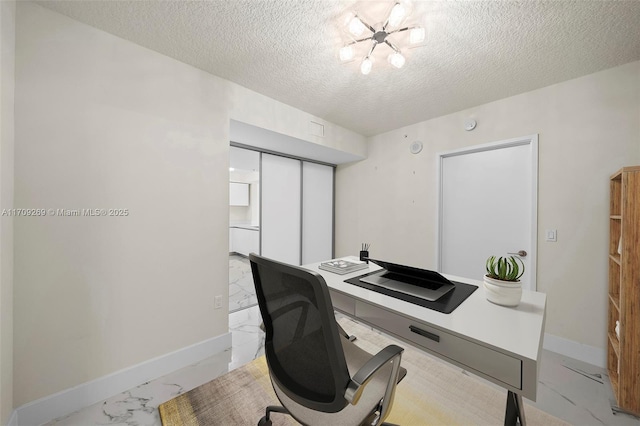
[360,251,369,263]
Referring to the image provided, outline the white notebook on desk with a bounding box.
[319,259,368,275]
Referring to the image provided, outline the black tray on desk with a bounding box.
[344,270,478,314]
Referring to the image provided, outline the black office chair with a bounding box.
[249,253,406,426]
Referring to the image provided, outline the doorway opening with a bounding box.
[229,146,260,313]
[227,119,364,316]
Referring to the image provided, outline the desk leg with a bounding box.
[504,391,526,426]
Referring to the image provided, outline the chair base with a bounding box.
[258,405,289,426]
[258,404,400,426]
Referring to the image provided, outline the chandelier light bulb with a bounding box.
[343,11,355,27]
[348,16,367,37]
[387,3,406,27]
[360,57,374,75]
[339,45,354,61]
[410,27,425,44]
[387,52,406,69]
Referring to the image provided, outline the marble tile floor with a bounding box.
[527,350,640,426]
[45,350,233,426]
[46,305,639,426]
[229,254,258,313]
[45,307,265,426]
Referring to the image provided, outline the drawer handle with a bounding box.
[409,325,440,342]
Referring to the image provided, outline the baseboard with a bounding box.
[13,332,231,426]
[543,332,606,368]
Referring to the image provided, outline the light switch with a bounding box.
[545,229,557,242]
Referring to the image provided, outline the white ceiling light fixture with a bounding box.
[409,27,426,45]
[339,1,425,75]
[360,56,374,75]
[387,2,406,27]
[339,45,354,61]
[348,14,367,37]
[387,51,406,69]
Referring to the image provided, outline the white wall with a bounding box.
[13,2,365,408]
[230,90,367,160]
[229,206,251,224]
[0,1,15,422]
[336,61,640,355]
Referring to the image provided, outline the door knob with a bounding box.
[508,250,527,257]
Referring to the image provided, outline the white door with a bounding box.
[261,153,301,265]
[302,162,334,264]
[438,136,538,291]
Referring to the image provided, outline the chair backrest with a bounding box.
[250,253,351,413]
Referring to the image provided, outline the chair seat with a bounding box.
[272,335,406,425]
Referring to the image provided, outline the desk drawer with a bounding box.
[355,300,522,389]
[329,290,356,315]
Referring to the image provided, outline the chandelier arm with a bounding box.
[382,15,391,31]
[366,40,378,58]
[384,40,401,53]
[382,1,399,31]
[358,17,376,35]
[386,26,415,36]
[346,35,375,47]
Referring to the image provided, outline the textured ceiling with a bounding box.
[35,0,640,137]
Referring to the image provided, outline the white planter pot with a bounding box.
[483,275,522,307]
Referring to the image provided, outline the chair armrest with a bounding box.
[344,344,404,405]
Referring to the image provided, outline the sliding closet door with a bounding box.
[261,154,301,265]
[302,162,334,264]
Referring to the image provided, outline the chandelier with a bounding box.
[339,1,425,75]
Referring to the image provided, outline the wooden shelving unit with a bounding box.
[607,166,640,415]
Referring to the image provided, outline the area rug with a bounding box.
[159,317,568,425]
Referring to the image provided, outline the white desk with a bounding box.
[303,257,547,424]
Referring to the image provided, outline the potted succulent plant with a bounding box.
[483,255,525,307]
